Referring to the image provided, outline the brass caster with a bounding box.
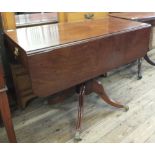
[123,105,129,112]
[74,131,82,142]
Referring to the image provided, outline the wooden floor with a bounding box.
[1,38,155,143]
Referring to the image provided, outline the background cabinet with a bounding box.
[59,12,108,23]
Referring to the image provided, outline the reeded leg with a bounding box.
[85,80,129,111]
[137,58,142,80]
[0,92,17,143]
[75,85,86,141]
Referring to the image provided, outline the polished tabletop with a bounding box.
[5,17,150,55]
[110,12,155,21]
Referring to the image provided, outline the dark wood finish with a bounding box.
[110,12,155,66]
[75,79,129,141]
[10,64,75,108]
[84,80,129,110]
[28,27,150,97]
[4,17,150,55]
[75,84,85,141]
[144,53,155,66]
[0,114,3,127]
[110,12,155,24]
[4,17,151,139]
[0,65,17,143]
[137,58,143,80]
[4,17,151,97]
[9,63,75,108]
[10,64,36,109]
[144,54,155,66]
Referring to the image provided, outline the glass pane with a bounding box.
[15,12,58,28]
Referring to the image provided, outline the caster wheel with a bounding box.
[74,131,82,142]
[137,76,142,80]
[124,105,129,112]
